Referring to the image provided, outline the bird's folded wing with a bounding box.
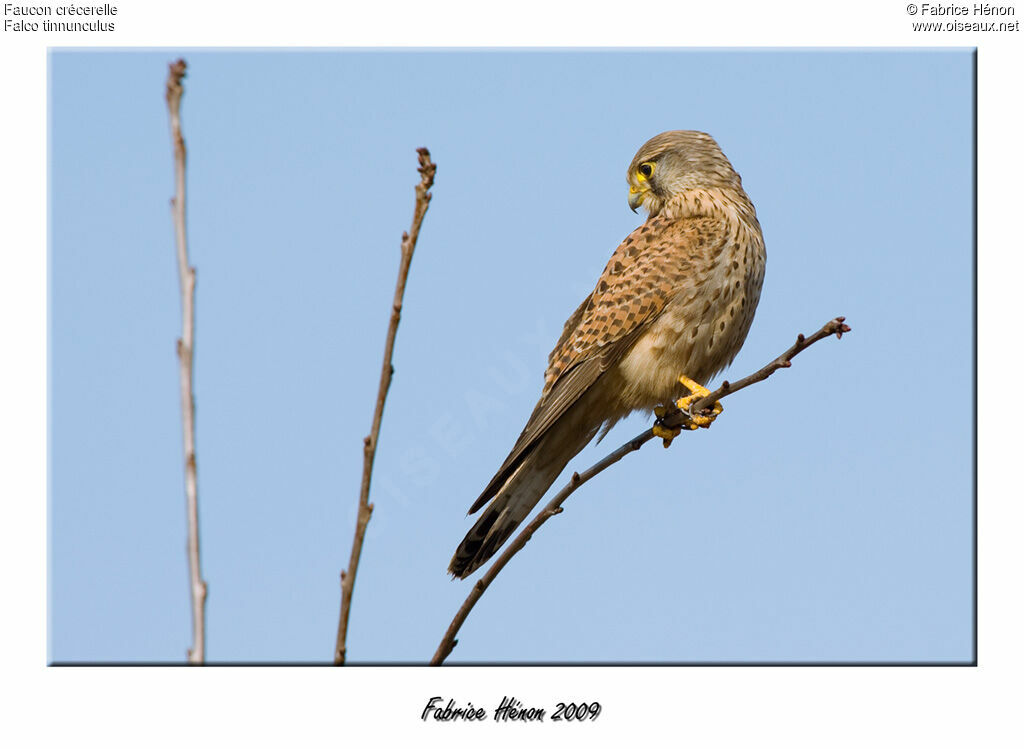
[469,216,720,514]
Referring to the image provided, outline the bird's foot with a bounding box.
[652,406,681,448]
[652,375,722,447]
[676,374,723,429]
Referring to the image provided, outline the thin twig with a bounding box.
[431,316,851,665]
[166,58,207,664]
[334,148,437,665]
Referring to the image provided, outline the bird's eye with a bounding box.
[638,162,655,179]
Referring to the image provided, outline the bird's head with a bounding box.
[626,130,742,217]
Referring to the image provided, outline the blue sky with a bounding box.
[49,49,973,663]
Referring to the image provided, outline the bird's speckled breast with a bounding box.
[615,211,765,411]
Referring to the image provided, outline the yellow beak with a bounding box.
[628,185,646,213]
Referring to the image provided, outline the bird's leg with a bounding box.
[652,375,723,447]
[676,374,723,429]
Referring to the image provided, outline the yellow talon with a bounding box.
[653,405,682,446]
[652,423,680,448]
[675,374,723,429]
[653,372,723,445]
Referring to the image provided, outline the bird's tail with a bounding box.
[448,417,597,579]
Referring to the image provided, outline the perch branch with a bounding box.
[431,316,851,665]
[166,58,207,664]
[334,148,437,665]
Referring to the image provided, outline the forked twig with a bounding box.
[165,58,207,664]
[431,316,851,665]
[334,148,437,665]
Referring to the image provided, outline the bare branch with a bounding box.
[334,148,437,665]
[431,316,851,665]
[166,58,207,664]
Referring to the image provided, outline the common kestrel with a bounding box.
[449,130,766,578]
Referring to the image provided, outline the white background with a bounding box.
[3,0,1020,745]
